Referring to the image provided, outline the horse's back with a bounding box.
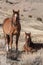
[3,18,13,35]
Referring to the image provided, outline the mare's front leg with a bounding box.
[5,35,9,52]
[16,33,20,52]
[9,34,13,50]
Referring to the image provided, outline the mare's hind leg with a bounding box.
[16,33,20,51]
[5,35,9,51]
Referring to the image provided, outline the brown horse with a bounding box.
[23,32,32,52]
[3,10,21,52]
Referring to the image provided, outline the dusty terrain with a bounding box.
[0,0,43,65]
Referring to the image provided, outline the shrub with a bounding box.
[28,15,32,18]
[37,17,42,21]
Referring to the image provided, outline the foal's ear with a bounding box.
[30,32,31,36]
[25,32,27,38]
[13,10,15,13]
[25,32,27,35]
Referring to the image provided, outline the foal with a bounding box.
[23,32,32,52]
[3,10,21,52]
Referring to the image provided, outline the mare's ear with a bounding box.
[18,10,20,13]
[29,32,31,37]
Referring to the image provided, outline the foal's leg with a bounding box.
[9,35,13,50]
[16,33,20,51]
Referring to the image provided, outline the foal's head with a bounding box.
[12,10,20,24]
[25,32,31,42]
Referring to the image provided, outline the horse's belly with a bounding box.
[3,20,13,35]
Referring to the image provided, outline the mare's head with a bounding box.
[12,10,20,24]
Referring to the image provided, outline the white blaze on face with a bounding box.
[13,14,17,22]
[27,36,29,39]
[15,14,17,18]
